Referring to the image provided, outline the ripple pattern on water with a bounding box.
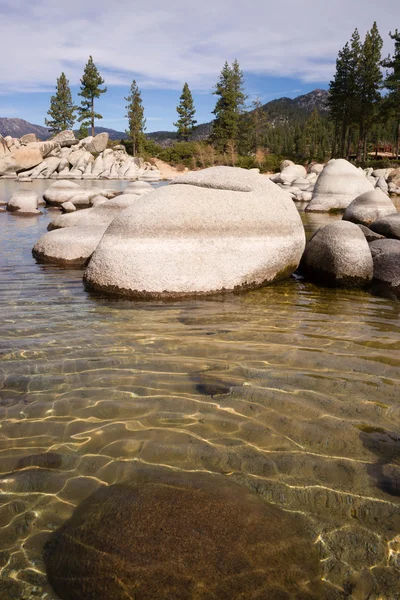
[0,184,400,599]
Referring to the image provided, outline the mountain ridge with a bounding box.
[0,89,329,145]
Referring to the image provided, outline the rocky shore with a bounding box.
[0,130,161,181]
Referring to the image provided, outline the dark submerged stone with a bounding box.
[45,466,323,600]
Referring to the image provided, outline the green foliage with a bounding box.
[45,72,76,134]
[212,60,247,151]
[174,83,197,141]
[125,80,146,156]
[76,123,89,140]
[328,23,384,161]
[77,56,107,136]
[328,31,361,157]
[382,29,400,158]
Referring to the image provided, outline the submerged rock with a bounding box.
[45,466,323,600]
[306,159,374,212]
[84,166,306,298]
[300,221,373,287]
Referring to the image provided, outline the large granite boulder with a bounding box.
[370,213,400,240]
[84,132,109,153]
[0,155,18,177]
[1,146,43,174]
[342,189,397,226]
[300,221,373,287]
[84,166,306,298]
[388,167,400,187]
[45,466,322,600]
[0,134,10,159]
[369,238,400,298]
[20,133,39,144]
[50,130,77,146]
[7,190,41,215]
[306,159,374,212]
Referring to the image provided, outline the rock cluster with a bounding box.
[0,131,161,181]
[299,210,400,298]
[31,166,305,298]
[270,159,400,211]
[32,183,155,265]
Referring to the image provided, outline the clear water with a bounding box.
[1,181,400,599]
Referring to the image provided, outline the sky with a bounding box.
[0,0,398,133]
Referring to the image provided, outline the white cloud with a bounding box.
[0,0,397,92]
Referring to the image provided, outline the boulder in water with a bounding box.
[300,221,373,287]
[342,189,396,226]
[84,166,306,298]
[369,213,400,240]
[306,159,374,212]
[45,466,323,600]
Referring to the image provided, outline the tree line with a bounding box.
[329,23,400,161]
[45,25,400,167]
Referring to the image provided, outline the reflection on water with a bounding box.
[0,181,400,599]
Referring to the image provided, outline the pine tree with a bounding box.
[125,80,146,156]
[356,22,383,161]
[382,29,400,158]
[77,56,107,137]
[174,83,197,141]
[45,72,76,134]
[212,60,247,152]
[328,30,361,158]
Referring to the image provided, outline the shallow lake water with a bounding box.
[0,180,400,599]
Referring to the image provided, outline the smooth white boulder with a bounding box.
[343,189,397,226]
[84,166,306,298]
[33,227,106,266]
[61,201,76,213]
[7,190,41,215]
[306,159,374,212]
[43,181,84,205]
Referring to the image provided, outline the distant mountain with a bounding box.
[1,89,329,147]
[0,119,128,141]
[84,127,128,140]
[147,89,330,147]
[0,118,51,139]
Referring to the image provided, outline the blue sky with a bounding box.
[0,0,398,133]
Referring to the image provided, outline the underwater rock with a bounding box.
[45,466,323,600]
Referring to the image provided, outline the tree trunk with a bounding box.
[346,127,352,160]
[91,97,95,137]
[356,125,364,162]
[396,119,400,160]
[331,121,338,159]
[363,134,367,163]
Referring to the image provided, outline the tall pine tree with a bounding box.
[77,56,107,137]
[382,29,400,158]
[45,73,76,134]
[174,83,197,141]
[212,60,247,152]
[125,80,146,156]
[328,30,361,158]
[356,22,383,161]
